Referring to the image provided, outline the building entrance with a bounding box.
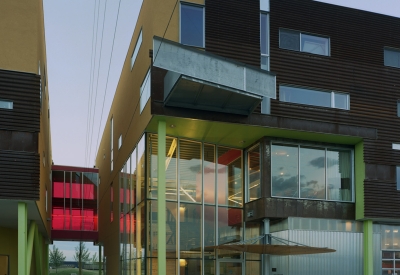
[218,261,242,275]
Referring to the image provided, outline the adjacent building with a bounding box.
[0,0,52,274]
[95,0,400,274]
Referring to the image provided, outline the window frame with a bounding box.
[384,47,400,68]
[179,2,205,48]
[110,117,114,171]
[270,140,355,202]
[279,28,330,56]
[260,12,270,71]
[131,28,143,70]
[279,84,350,110]
[0,99,13,110]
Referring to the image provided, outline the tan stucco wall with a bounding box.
[0,227,18,275]
[95,0,204,273]
[0,0,44,74]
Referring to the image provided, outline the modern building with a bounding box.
[0,0,52,274]
[94,0,400,274]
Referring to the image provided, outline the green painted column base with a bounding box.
[364,220,373,275]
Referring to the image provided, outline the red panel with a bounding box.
[218,149,241,165]
[83,183,94,199]
[72,183,82,199]
[71,208,82,230]
[82,209,95,230]
[53,182,64,198]
[52,207,64,230]
[65,183,71,198]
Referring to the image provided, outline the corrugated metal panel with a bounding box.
[288,231,363,275]
[0,150,40,200]
[0,69,40,132]
[205,0,260,67]
[268,0,400,219]
[374,233,382,275]
[270,230,289,275]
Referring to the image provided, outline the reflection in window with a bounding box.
[218,207,242,245]
[180,203,202,259]
[218,147,243,207]
[279,29,329,56]
[180,3,204,47]
[138,136,146,203]
[148,134,178,200]
[204,144,216,204]
[247,144,261,202]
[260,13,269,70]
[179,140,202,203]
[280,85,349,110]
[0,99,12,109]
[384,47,400,68]
[271,144,353,201]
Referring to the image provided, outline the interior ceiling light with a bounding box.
[170,124,175,128]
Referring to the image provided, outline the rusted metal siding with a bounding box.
[269,0,400,219]
[205,0,260,67]
[0,69,40,132]
[0,151,40,200]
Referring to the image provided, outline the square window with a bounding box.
[384,48,400,68]
[180,3,204,48]
[279,29,300,51]
[397,167,400,190]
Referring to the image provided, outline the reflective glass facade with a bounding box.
[118,133,259,275]
[52,169,98,231]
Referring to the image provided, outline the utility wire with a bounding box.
[94,0,123,160]
[88,0,109,167]
[84,0,99,167]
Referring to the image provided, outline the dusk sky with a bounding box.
[43,0,400,261]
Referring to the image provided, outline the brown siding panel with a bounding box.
[205,0,260,67]
[268,0,400,219]
[0,151,40,200]
[0,69,40,132]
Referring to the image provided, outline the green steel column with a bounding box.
[18,202,27,275]
[99,244,102,275]
[45,244,49,275]
[26,221,36,274]
[157,121,166,275]
[34,226,43,275]
[364,220,373,275]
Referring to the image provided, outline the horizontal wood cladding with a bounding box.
[0,150,40,200]
[268,0,400,219]
[0,69,40,132]
[205,0,260,67]
[0,130,38,152]
[245,198,355,221]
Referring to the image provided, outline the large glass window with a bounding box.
[384,47,400,68]
[218,147,243,207]
[271,143,353,201]
[180,140,202,203]
[279,29,330,56]
[280,85,350,110]
[180,3,204,48]
[260,13,269,70]
[204,144,216,204]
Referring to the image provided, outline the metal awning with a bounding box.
[206,244,336,255]
[153,36,276,116]
[202,235,336,256]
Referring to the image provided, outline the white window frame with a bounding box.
[280,85,350,110]
[131,29,142,70]
[279,28,330,56]
[118,134,122,150]
[179,2,205,48]
[140,69,151,114]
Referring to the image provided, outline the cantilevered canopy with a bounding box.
[153,36,276,116]
[202,235,336,256]
[206,244,336,256]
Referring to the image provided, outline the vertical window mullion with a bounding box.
[298,145,301,198]
[325,148,328,200]
[331,92,335,108]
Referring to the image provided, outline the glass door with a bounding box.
[218,261,242,275]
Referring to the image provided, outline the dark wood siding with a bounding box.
[0,151,40,200]
[0,69,40,132]
[269,0,400,219]
[205,0,260,67]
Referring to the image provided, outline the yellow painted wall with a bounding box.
[0,227,18,275]
[95,0,204,273]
